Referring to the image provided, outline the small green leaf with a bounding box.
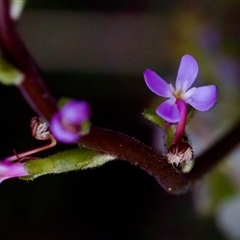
[165,124,176,149]
[142,108,166,128]
[57,97,72,108]
[80,120,91,136]
[187,106,195,123]
[143,108,177,149]
[142,107,193,150]
[0,58,24,85]
[21,147,115,180]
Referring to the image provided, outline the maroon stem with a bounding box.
[0,0,57,119]
[80,126,190,193]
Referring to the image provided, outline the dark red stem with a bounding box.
[0,0,57,119]
[80,126,190,193]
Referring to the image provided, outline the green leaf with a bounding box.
[57,97,72,108]
[0,58,24,85]
[142,107,194,150]
[187,106,195,123]
[80,120,91,136]
[21,147,115,180]
[143,108,176,149]
[142,108,166,128]
[165,125,176,149]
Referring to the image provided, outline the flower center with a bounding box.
[173,89,185,99]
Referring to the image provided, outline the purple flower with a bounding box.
[0,161,28,183]
[50,100,90,144]
[144,54,217,123]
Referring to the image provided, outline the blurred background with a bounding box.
[1,0,240,239]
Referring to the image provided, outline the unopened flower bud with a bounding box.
[50,100,91,144]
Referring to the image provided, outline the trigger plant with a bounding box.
[144,54,217,166]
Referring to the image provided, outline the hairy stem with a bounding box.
[80,126,190,193]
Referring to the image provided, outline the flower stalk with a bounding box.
[4,117,57,162]
[173,99,187,144]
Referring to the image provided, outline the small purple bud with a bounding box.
[61,100,90,124]
[50,100,91,144]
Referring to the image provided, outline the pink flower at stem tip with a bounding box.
[0,161,28,184]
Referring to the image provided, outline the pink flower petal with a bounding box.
[0,162,28,183]
[176,54,199,91]
[186,85,217,111]
[156,99,181,123]
[144,69,172,97]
